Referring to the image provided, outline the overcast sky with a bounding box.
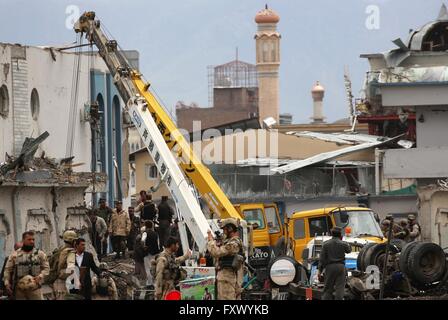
[0,0,445,123]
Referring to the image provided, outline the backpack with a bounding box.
[45,247,63,284]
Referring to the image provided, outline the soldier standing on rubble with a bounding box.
[154,237,191,300]
[3,231,49,300]
[207,218,244,300]
[318,226,351,300]
[407,214,421,242]
[108,200,131,259]
[51,230,78,300]
[95,198,113,225]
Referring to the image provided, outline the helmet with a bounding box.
[399,219,408,227]
[381,220,391,226]
[407,214,416,221]
[99,262,109,270]
[219,218,238,229]
[17,275,39,291]
[62,230,78,243]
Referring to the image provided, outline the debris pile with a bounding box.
[0,132,106,186]
[101,254,142,300]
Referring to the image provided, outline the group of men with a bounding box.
[1,189,246,301]
[148,216,244,300]
[0,230,117,300]
[319,214,422,301]
[380,214,422,242]
[88,192,176,261]
[134,194,245,300]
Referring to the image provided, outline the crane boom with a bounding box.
[74,12,243,250]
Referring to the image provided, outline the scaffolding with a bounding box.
[207,60,258,107]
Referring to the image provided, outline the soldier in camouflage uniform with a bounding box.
[3,231,49,300]
[154,237,191,300]
[108,201,131,259]
[91,263,118,300]
[407,214,421,242]
[207,218,244,300]
[52,230,78,300]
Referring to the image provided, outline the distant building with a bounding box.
[310,81,325,124]
[360,5,448,246]
[176,60,258,133]
[279,113,292,125]
[176,5,282,132]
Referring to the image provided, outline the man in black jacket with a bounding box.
[157,196,174,247]
[143,220,161,287]
[73,238,101,300]
[318,227,351,300]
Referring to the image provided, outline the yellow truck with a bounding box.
[287,206,385,263]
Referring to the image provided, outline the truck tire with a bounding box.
[407,242,446,286]
[399,241,419,275]
[364,243,399,270]
[357,243,376,271]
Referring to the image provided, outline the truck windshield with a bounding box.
[243,209,265,229]
[333,210,383,238]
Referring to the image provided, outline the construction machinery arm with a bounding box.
[74,12,242,249]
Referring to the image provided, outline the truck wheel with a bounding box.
[364,243,399,270]
[399,241,419,275]
[407,242,446,286]
[357,243,376,271]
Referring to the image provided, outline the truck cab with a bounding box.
[288,207,384,263]
[234,203,283,246]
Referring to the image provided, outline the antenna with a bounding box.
[344,66,355,128]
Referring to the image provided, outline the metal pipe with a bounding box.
[375,148,381,195]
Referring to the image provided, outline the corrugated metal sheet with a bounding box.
[286,131,388,145]
[271,137,395,174]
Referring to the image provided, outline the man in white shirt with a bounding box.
[73,238,100,300]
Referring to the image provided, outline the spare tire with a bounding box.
[407,242,446,286]
[364,243,400,270]
[268,255,306,287]
[399,241,419,275]
[357,243,376,271]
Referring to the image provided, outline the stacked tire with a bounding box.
[357,242,400,272]
[399,242,446,287]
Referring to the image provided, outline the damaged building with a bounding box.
[0,42,137,263]
[358,4,448,247]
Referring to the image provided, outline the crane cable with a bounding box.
[65,33,83,158]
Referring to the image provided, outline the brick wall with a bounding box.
[176,87,259,132]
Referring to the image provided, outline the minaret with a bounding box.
[255,5,281,124]
[311,81,326,123]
